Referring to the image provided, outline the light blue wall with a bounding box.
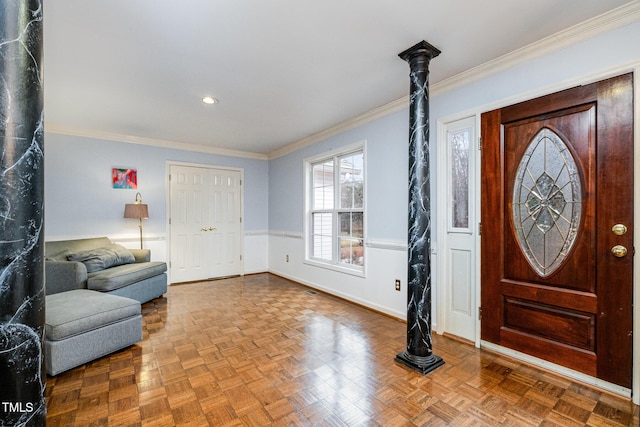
[45,22,640,248]
[44,133,269,240]
[269,109,409,242]
[269,20,640,245]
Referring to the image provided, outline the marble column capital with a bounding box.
[398,40,441,64]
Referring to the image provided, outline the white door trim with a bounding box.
[632,64,640,405]
[436,114,481,347]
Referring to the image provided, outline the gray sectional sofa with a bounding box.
[44,237,167,375]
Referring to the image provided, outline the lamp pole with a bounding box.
[137,217,144,249]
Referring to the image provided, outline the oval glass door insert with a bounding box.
[512,127,582,277]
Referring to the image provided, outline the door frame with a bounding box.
[634,64,640,407]
[165,161,245,284]
[436,113,482,347]
[435,63,639,403]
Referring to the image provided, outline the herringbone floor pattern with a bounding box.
[46,273,639,426]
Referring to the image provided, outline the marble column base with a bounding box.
[395,350,445,375]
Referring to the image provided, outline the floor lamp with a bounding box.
[124,192,149,249]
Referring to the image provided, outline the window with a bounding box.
[306,144,365,273]
[448,125,471,230]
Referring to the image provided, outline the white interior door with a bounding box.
[170,165,243,283]
[208,169,243,278]
[438,116,478,343]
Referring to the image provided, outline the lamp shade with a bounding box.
[123,203,149,219]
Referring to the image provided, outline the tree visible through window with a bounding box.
[308,148,364,270]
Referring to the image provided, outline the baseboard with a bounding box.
[268,269,406,321]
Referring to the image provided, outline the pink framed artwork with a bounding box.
[112,168,137,189]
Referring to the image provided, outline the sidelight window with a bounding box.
[448,125,471,231]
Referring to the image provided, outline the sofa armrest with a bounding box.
[45,260,88,295]
[129,249,151,263]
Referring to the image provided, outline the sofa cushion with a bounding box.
[45,290,141,341]
[67,244,135,273]
[87,261,167,292]
[45,261,87,295]
[46,237,112,261]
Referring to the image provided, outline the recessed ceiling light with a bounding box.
[202,96,218,105]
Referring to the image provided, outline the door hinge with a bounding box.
[240,254,243,261]
[478,307,482,320]
[169,218,171,225]
[240,217,242,223]
[169,174,172,181]
[478,136,482,150]
[478,222,482,235]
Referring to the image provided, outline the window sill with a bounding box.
[304,259,366,278]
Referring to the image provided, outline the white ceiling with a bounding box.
[43,0,636,158]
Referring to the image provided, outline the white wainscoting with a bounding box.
[268,231,438,322]
[113,231,269,282]
[244,230,269,274]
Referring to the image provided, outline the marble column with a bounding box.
[395,41,445,374]
[0,1,46,425]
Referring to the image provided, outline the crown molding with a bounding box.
[268,1,640,160]
[45,125,269,161]
[432,0,640,96]
[267,97,408,160]
[45,2,640,162]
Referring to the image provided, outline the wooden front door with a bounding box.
[480,73,634,388]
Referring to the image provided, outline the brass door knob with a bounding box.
[611,245,628,258]
[612,224,628,236]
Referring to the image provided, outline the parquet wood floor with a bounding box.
[46,273,639,426]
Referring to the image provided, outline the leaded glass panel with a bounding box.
[512,128,582,277]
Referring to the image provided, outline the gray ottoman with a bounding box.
[45,289,142,375]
